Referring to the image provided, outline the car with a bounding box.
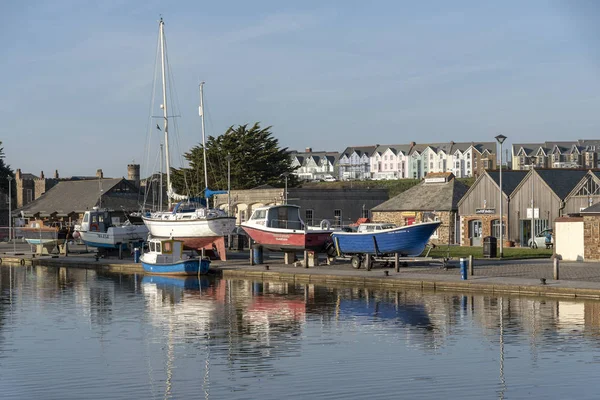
[528,228,553,249]
[322,175,337,182]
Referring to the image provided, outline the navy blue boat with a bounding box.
[331,221,441,258]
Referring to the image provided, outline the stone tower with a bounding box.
[127,164,140,188]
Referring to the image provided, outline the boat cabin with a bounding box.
[357,223,397,233]
[145,238,190,264]
[80,207,137,232]
[248,205,305,230]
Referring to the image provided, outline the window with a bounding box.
[334,209,342,228]
[361,208,369,219]
[240,210,246,222]
[305,209,314,226]
[492,219,505,239]
[25,189,33,204]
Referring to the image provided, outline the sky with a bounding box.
[3,0,600,178]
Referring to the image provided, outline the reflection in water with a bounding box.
[2,266,600,399]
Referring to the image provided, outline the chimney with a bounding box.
[410,142,416,147]
[305,147,312,153]
[40,171,44,179]
[54,170,59,179]
[16,169,21,179]
[96,169,103,179]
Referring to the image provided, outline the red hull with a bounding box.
[242,226,332,252]
[175,236,227,261]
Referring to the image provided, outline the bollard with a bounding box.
[395,253,400,273]
[134,248,140,263]
[468,255,474,276]
[553,258,559,280]
[252,244,264,265]
[460,258,468,280]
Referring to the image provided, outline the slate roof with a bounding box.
[372,177,468,212]
[535,169,589,200]
[340,146,376,158]
[15,178,142,216]
[581,202,600,214]
[487,171,528,196]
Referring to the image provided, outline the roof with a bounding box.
[340,146,377,158]
[486,171,528,196]
[372,177,468,212]
[581,202,600,214]
[535,169,589,200]
[15,178,142,216]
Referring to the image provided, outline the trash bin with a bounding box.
[252,244,264,265]
[483,236,497,258]
[134,247,140,263]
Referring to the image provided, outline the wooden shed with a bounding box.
[457,170,527,246]
[509,169,588,246]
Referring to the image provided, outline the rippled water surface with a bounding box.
[2,266,600,399]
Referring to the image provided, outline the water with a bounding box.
[1,266,600,399]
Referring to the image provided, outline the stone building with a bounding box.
[575,203,600,261]
[213,186,388,228]
[370,172,468,245]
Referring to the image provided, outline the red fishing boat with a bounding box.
[240,205,336,252]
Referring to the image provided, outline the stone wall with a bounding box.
[460,214,507,246]
[584,216,600,261]
[371,210,456,245]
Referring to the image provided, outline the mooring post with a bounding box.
[249,246,255,265]
[554,258,559,280]
[395,253,400,273]
[468,255,473,276]
[304,250,309,268]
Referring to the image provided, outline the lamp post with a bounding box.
[282,173,289,204]
[225,153,232,216]
[7,176,14,253]
[495,134,507,258]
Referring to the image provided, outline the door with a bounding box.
[469,220,482,246]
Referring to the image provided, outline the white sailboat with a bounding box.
[142,18,236,260]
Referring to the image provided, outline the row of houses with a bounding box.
[291,139,600,183]
[292,141,498,182]
[512,139,600,171]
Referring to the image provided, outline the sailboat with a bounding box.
[141,18,236,260]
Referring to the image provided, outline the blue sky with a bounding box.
[3,1,600,178]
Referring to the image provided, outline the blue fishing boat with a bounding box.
[331,221,441,265]
[140,237,210,276]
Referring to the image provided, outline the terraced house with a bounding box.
[511,140,600,170]
[290,148,339,181]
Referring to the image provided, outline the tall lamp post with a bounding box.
[7,176,14,253]
[495,134,507,258]
[282,173,289,204]
[225,153,232,216]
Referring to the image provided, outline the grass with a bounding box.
[421,245,553,260]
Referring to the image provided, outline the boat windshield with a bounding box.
[251,209,267,220]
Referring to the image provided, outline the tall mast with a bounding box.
[159,17,172,207]
[199,82,209,194]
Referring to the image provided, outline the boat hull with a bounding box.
[79,225,148,249]
[142,216,236,238]
[332,221,441,257]
[141,258,210,276]
[241,225,333,252]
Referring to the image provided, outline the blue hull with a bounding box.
[142,275,210,290]
[332,222,441,257]
[142,259,210,276]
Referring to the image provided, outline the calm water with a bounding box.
[1,266,600,399]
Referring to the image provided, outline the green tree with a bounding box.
[0,141,14,198]
[171,123,298,195]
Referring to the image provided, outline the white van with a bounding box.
[323,175,337,182]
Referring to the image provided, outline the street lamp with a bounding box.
[7,175,14,253]
[495,134,507,258]
[281,173,289,204]
[225,153,232,216]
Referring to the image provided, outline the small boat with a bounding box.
[241,204,337,252]
[20,220,73,246]
[140,237,210,276]
[75,207,148,249]
[331,221,441,259]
